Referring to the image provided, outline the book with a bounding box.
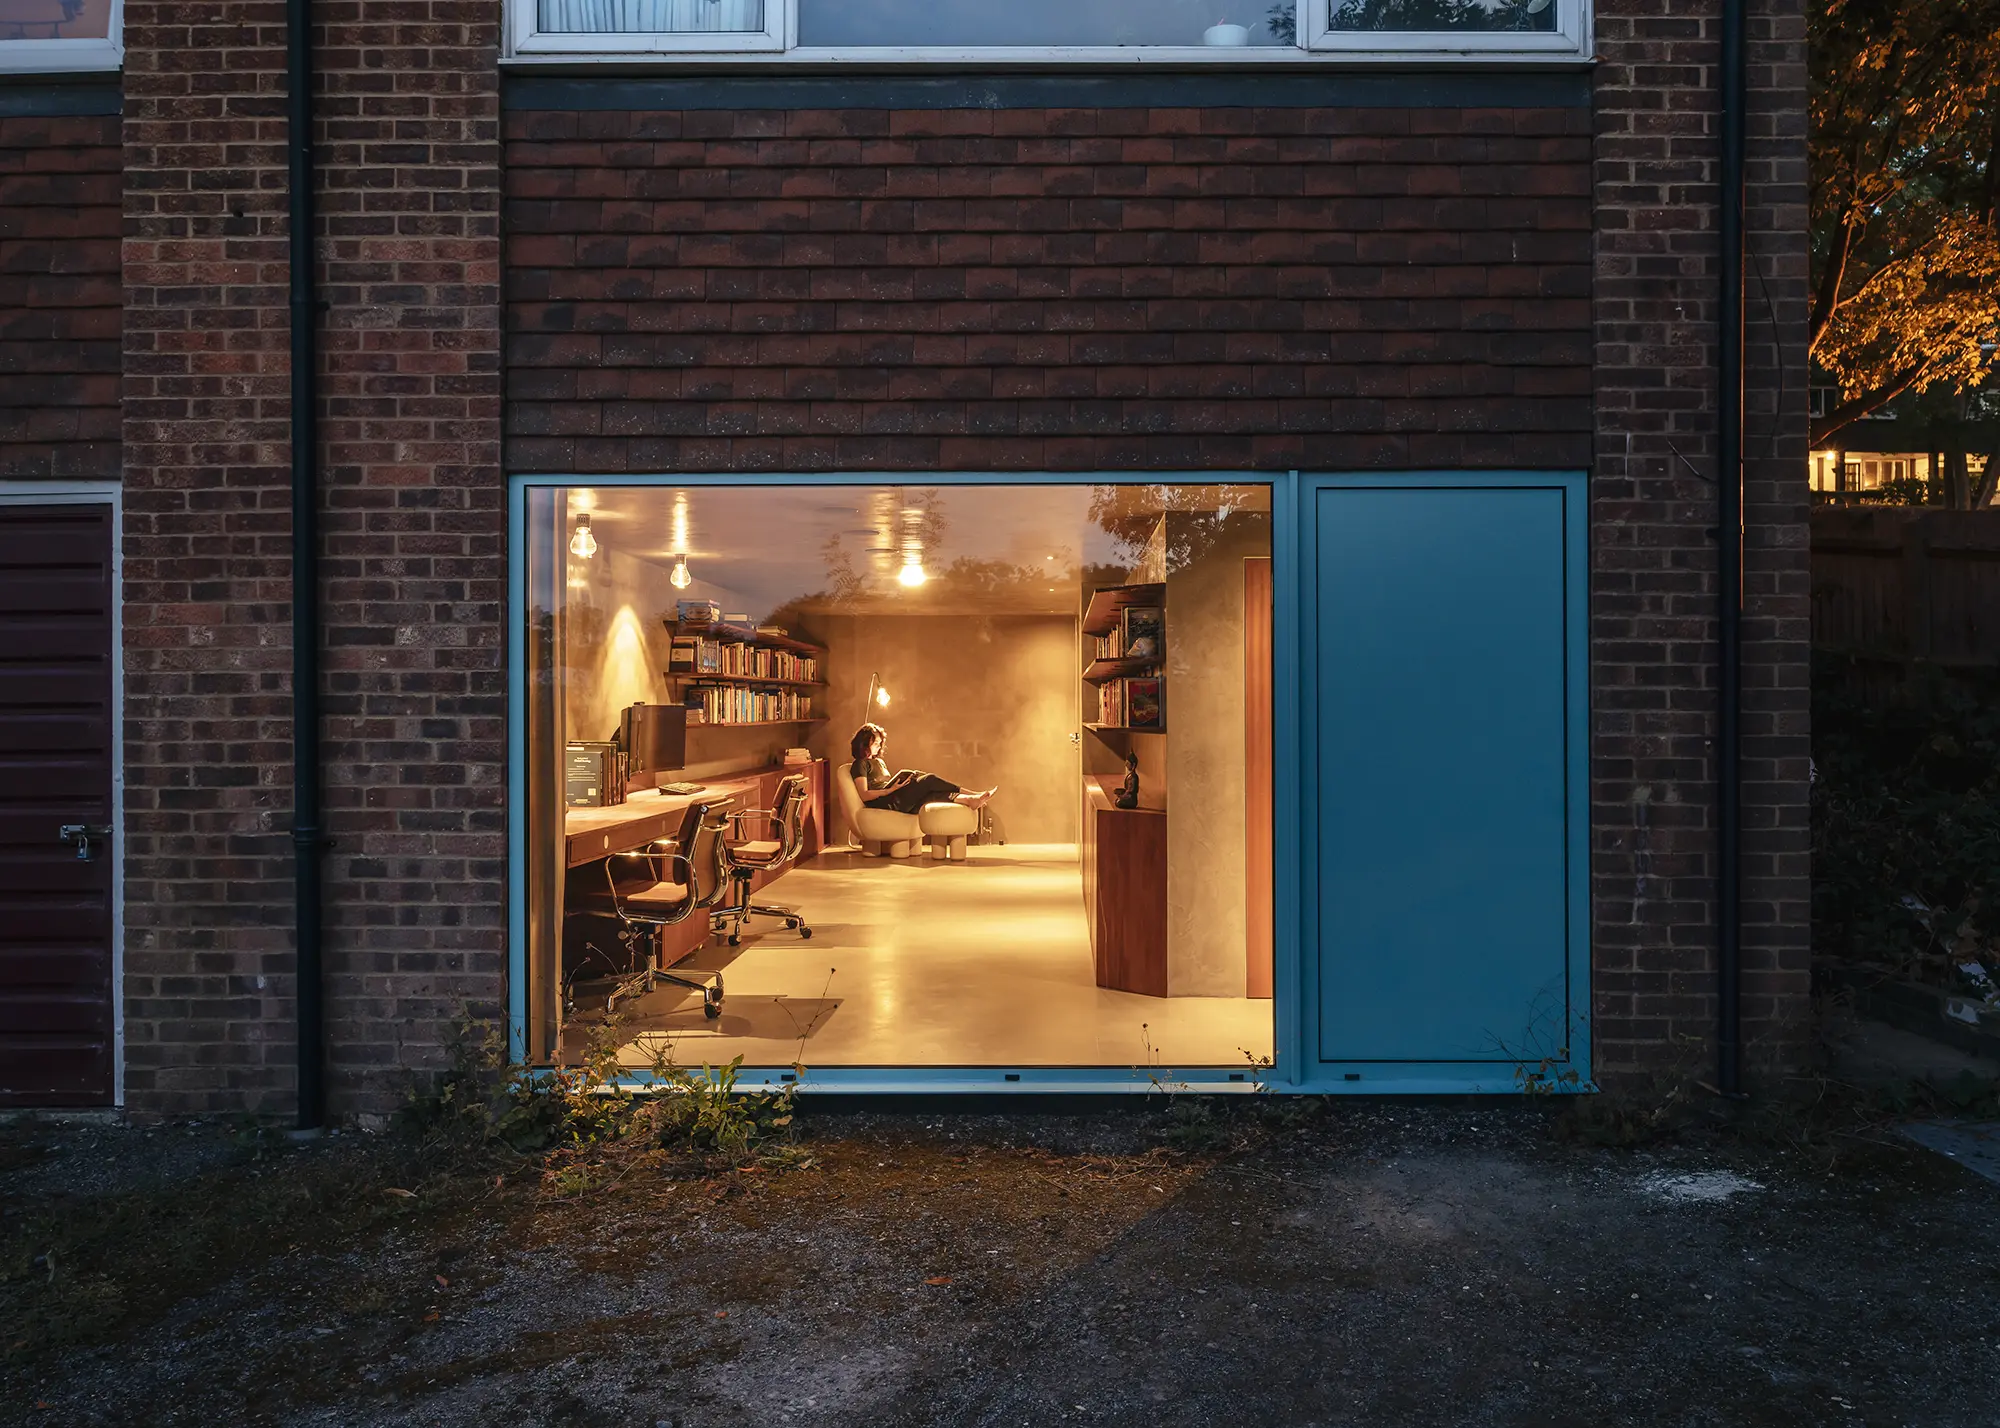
[676,599,721,625]
[1122,606,1163,663]
[1125,677,1163,729]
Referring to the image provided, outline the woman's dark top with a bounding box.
[848,755,961,816]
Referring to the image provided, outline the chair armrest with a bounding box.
[728,808,780,830]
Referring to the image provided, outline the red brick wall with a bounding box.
[0,112,121,482]
[503,104,1595,473]
[120,2,504,1114]
[1591,0,1812,1085]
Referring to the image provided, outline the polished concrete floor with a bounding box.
[592,842,1273,1071]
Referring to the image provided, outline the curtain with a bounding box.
[540,0,765,32]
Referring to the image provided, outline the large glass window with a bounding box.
[507,0,1589,58]
[0,0,120,70]
[518,480,1275,1080]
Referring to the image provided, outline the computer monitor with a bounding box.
[618,702,688,791]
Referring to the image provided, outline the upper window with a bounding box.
[510,0,1589,60]
[0,0,121,71]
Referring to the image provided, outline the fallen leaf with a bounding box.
[714,1310,729,1318]
[423,1311,439,1323]
[924,1275,953,1286]
[383,1188,416,1199]
[435,1275,450,1289]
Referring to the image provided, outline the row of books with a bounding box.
[1096,676,1163,730]
[669,636,818,682]
[1093,605,1164,663]
[684,684,815,726]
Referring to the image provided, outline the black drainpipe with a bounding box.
[287,0,325,1130]
[1716,0,1747,1098]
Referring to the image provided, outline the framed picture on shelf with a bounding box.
[1125,677,1163,729]
[1121,606,1163,663]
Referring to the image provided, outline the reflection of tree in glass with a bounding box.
[1328,0,1553,32]
[1087,484,1271,574]
[1266,2,1295,43]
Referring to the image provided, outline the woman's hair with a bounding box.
[849,722,885,761]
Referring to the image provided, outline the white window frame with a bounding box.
[505,0,1592,63]
[1306,0,1587,55]
[0,0,123,74]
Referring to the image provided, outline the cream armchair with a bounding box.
[833,766,925,857]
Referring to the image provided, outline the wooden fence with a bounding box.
[1811,508,2000,668]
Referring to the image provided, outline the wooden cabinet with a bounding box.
[1080,776,1168,997]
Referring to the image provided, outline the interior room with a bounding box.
[519,481,1274,1075]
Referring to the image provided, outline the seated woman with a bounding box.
[848,722,996,815]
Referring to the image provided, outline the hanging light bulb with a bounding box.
[876,685,891,708]
[569,514,597,560]
[670,554,692,589]
[897,556,927,588]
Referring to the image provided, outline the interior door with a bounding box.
[1304,474,1588,1087]
[0,499,117,1105]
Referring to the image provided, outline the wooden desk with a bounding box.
[562,760,827,974]
[564,779,756,868]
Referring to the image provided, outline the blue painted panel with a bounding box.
[1313,484,1573,1065]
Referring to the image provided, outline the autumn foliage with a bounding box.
[1810,0,2000,445]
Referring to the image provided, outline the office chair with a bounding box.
[582,799,731,1018]
[712,772,814,946]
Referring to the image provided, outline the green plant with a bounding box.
[633,1050,798,1161]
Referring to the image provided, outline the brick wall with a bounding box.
[1591,0,1813,1085]
[0,111,121,482]
[503,103,1595,474]
[121,0,504,1114]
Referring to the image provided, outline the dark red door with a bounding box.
[0,501,116,1105]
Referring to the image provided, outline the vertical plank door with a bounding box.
[1309,479,1585,1077]
[0,501,116,1104]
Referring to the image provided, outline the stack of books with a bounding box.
[1098,677,1163,729]
[669,636,817,682]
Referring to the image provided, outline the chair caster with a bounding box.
[728,933,741,946]
[703,1000,722,1020]
[799,926,813,940]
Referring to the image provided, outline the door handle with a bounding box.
[58,824,113,861]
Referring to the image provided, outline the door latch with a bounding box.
[58,824,112,861]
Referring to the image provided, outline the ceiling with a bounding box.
[565,481,1270,621]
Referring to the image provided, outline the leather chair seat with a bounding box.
[621,879,689,907]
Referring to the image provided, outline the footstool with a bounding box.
[919,801,980,861]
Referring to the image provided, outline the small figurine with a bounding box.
[1114,751,1140,809]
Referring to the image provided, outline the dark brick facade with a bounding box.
[0,0,1808,1112]
[119,0,504,1111]
[0,111,121,482]
[503,104,1596,474]
[1590,0,1812,1080]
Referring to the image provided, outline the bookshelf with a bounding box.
[665,615,827,730]
[1080,581,1165,734]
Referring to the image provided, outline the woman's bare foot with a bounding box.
[955,787,998,808]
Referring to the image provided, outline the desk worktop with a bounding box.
[562,761,824,869]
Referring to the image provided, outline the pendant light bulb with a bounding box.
[876,686,891,708]
[670,554,692,590]
[569,515,597,560]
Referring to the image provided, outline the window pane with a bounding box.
[1327,0,1556,32]
[522,481,1275,1072]
[538,0,765,34]
[0,0,114,40]
[799,0,1296,48]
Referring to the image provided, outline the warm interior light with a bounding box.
[876,686,891,707]
[670,554,692,589]
[897,558,927,588]
[569,515,597,560]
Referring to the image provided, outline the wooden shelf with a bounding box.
[1084,722,1167,735]
[667,672,825,688]
[1083,656,1160,683]
[1081,582,1165,638]
[670,619,824,658]
[689,717,828,730]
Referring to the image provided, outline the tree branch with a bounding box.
[1810,365,1929,447]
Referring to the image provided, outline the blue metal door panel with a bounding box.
[1312,482,1577,1067]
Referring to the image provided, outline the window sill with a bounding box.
[500,47,1598,72]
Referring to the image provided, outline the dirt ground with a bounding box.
[3,1096,1998,1428]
